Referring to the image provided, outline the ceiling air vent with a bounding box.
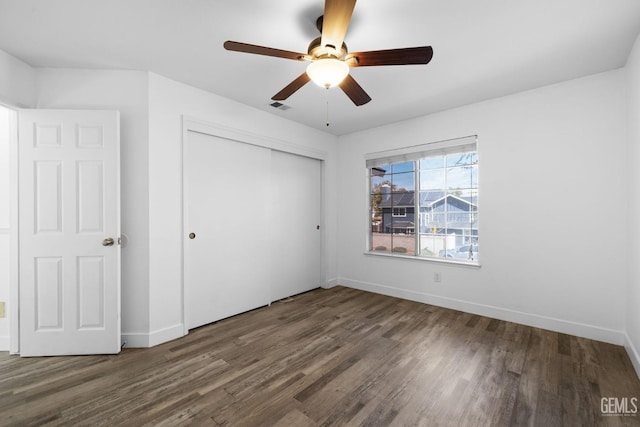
[270,102,291,111]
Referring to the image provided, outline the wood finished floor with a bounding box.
[1,286,640,426]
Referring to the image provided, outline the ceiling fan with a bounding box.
[223,0,433,106]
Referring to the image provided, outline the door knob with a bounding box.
[189,233,196,239]
[102,237,115,246]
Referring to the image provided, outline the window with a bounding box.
[392,208,407,217]
[367,136,478,263]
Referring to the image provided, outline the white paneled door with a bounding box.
[19,110,120,356]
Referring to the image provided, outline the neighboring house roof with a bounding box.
[379,191,477,209]
[426,192,477,209]
[379,191,414,208]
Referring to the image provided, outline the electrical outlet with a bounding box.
[434,272,441,283]
[0,302,5,318]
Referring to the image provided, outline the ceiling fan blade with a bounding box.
[321,0,357,51]
[339,74,371,106]
[224,41,308,61]
[272,73,312,101]
[349,46,433,67]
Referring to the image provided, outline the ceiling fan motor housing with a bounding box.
[307,36,349,61]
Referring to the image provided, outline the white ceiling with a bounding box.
[1,0,639,135]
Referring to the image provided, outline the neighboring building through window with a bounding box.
[368,136,478,262]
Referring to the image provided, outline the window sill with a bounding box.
[364,251,481,268]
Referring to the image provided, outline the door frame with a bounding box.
[4,104,19,354]
[180,116,328,334]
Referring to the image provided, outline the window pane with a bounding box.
[391,161,414,173]
[446,165,477,190]
[419,234,439,257]
[392,234,414,255]
[446,152,476,167]
[446,212,476,227]
[371,232,391,253]
[420,157,444,170]
[420,169,444,190]
[391,191,414,208]
[370,165,389,193]
[452,243,478,261]
[447,188,477,202]
[391,172,415,191]
[428,213,446,230]
[370,175,387,191]
[371,180,393,197]
[370,195,383,228]
[419,233,456,258]
[419,190,445,207]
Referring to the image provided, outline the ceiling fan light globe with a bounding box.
[306,58,349,88]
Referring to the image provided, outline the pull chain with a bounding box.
[325,87,330,127]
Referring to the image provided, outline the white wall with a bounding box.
[337,69,629,345]
[626,33,640,375]
[0,50,35,108]
[146,73,338,345]
[0,106,10,349]
[35,69,151,341]
[0,49,34,351]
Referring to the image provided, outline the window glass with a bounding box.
[391,172,415,192]
[391,161,415,173]
[420,157,444,170]
[368,139,478,264]
[420,169,444,190]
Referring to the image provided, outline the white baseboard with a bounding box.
[338,278,626,346]
[122,323,185,348]
[0,336,8,352]
[323,278,339,289]
[625,333,640,379]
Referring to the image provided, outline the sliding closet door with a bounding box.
[270,150,322,301]
[184,131,271,330]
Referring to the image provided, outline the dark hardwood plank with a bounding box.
[0,286,639,426]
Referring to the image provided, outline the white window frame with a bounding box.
[366,135,479,266]
[392,207,407,217]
